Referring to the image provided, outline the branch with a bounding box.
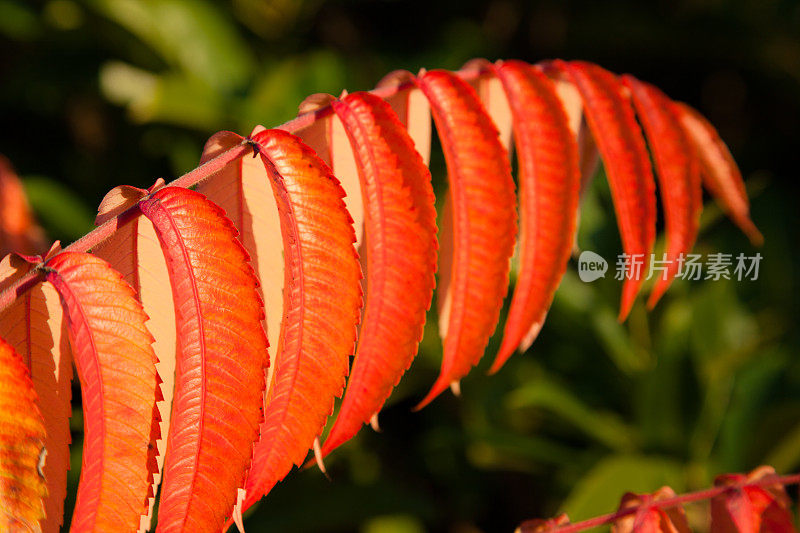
[519,472,800,533]
[0,66,487,314]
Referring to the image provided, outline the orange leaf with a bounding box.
[93,181,176,532]
[0,155,47,257]
[0,334,47,531]
[414,69,517,408]
[318,91,438,457]
[0,252,72,533]
[233,128,362,513]
[555,60,657,321]
[136,187,268,532]
[612,487,690,533]
[622,76,703,308]
[711,466,795,533]
[674,102,763,246]
[42,251,159,531]
[490,60,580,371]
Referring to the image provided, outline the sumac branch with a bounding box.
[0,58,762,532]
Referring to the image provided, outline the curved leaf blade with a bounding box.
[0,335,47,531]
[491,60,581,372]
[319,91,437,456]
[138,187,268,533]
[674,102,763,246]
[93,187,177,532]
[235,129,361,513]
[415,69,517,408]
[43,251,159,531]
[622,76,702,308]
[556,60,657,321]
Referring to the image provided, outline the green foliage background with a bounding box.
[1,1,799,531]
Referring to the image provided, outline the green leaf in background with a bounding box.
[0,0,40,40]
[22,176,95,242]
[361,515,425,533]
[507,378,636,451]
[560,454,686,521]
[100,61,225,130]
[88,0,254,92]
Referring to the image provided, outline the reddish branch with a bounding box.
[0,70,481,314]
[519,472,800,533]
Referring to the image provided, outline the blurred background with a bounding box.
[1,0,799,531]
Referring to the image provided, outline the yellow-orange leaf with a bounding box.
[0,334,47,531]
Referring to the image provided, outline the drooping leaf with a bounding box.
[611,487,690,533]
[555,60,657,321]
[318,91,438,457]
[196,129,283,413]
[622,76,702,308]
[0,155,47,256]
[42,251,159,531]
[234,128,362,514]
[674,102,763,246]
[490,60,580,371]
[0,251,72,533]
[414,68,517,408]
[92,182,177,532]
[710,466,795,533]
[136,187,268,532]
[0,334,47,531]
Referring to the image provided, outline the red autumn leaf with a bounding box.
[317,91,438,456]
[414,68,517,408]
[0,250,73,533]
[489,60,580,371]
[622,76,703,308]
[0,155,47,257]
[555,60,657,321]
[611,487,690,533]
[674,102,763,246]
[136,187,269,532]
[711,466,796,533]
[42,251,159,531]
[0,334,47,531]
[232,128,362,516]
